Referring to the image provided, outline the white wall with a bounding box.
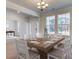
[6,20,17,31]
[29,17,40,37]
[6,9,40,38]
[6,9,28,38]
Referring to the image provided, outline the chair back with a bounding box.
[64,37,72,59]
[15,39,30,59]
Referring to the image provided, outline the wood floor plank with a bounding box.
[6,40,17,59]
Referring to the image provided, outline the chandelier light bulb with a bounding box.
[42,6,46,8]
[37,3,41,5]
[45,4,48,7]
[41,1,45,5]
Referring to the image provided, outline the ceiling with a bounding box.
[7,0,72,13]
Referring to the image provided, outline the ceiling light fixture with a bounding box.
[37,0,48,11]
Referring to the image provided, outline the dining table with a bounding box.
[27,37,64,59]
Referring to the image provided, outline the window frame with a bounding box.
[46,16,55,34]
[57,12,70,35]
[46,12,71,36]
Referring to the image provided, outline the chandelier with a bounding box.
[37,0,48,11]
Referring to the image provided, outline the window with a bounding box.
[58,13,70,35]
[46,16,55,34]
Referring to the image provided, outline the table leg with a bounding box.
[38,49,47,59]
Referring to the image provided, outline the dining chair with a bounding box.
[64,37,72,59]
[56,36,71,51]
[15,39,40,59]
[53,35,70,50]
[23,34,39,53]
[48,34,63,40]
[48,37,72,59]
[58,36,72,59]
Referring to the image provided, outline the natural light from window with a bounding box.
[58,13,70,35]
[46,16,55,34]
[46,12,70,35]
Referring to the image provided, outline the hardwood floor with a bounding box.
[6,40,17,59]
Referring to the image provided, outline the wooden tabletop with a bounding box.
[27,38,64,53]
